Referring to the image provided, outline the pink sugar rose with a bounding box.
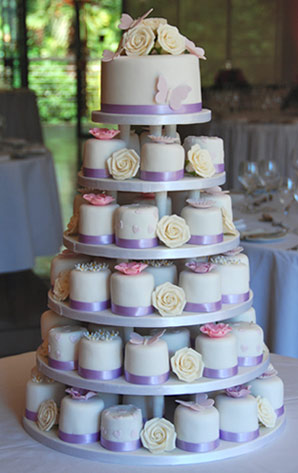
[114,261,148,275]
[186,261,216,273]
[89,127,120,140]
[82,193,115,206]
[226,384,251,398]
[200,322,232,338]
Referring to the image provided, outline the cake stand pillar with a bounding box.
[155,191,168,218]
[119,125,131,145]
[149,125,162,136]
[164,125,177,137]
[188,189,201,200]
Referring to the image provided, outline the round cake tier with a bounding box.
[48,290,253,328]
[36,348,269,396]
[78,172,225,193]
[23,414,285,466]
[91,108,211,126]
[63,233,240,260]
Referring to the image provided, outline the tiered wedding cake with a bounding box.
[23,9,285,465]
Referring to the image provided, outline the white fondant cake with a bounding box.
[181,204,223,244]
[230,322,264,365]
[250,367,284,414]
[228,307,256,324]
[201,189,233,220]
[115,204,159,248]
[140,142,185,180]
[48,325,88,370]
[69,262,111,311]
[210,254,250,302]
[82,138,126,178]
[40,310,77,340]
[144,260,177,287]
[79,201,119,244]
[183,136,224,172]
[100,405,143,451]
[50,251,90,287]
[179,266,222,312]
[150,327,190,357]
[122,395,165,421]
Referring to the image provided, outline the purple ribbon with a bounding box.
[184,300,222,313]
[238,354,263,367]
[100,436,141,451]
[59,430,100,444]
[111,303,154,316]
[124,370,170,385]
[140,169,184,182]
[25,409,37,421]
[220,428,259,443]
[83,167,110,178]
[101,102,202,115]
[222,292,250,304]
[203,365,238,379]
[78,365,122,380]
[214,163,225,173]
[115,236,158,249]
[78,234,114,245]
[276,405,285,417]
[48,357,78,371]
[176,437,220,453]
[188,233,224,245]
[69,299,110,312]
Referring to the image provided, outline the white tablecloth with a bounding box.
[0,152,63,273]
[0,351,297,473]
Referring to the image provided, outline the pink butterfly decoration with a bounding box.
[226,385,251,398]
[66,387,97,400]
[176,394,214,412]
[148,135,179,144]
[224,246,244,256]
[185,38,206,60]
[89,128,120,140]
[102,49,117,62]
[186,261,216,273]
[114,261,148,275]
[130,329,166,346]
[118,8,154,30]
[186,198,215,209]
[200,323,232,338]
[82,193,115,206]
[155,75,192,111]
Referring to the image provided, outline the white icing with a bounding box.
[183,136,224,165]
[48,325,87,362]
[40,310,77,340]
[83,138,126,170]
[181,205,223,236]
[79,203,119,237]
[195,333,238,370]
[201,192,233,220]
[26,379,65,413]
[179,269,222,305]
[174,404,219,443]
[101,405,143,442]
[78,335,123,371]
[124,339,169,376]
[110,271,154,308]
[141,142,185,173]
[210,260,250,295]
[250,376,284,410]
[230,322,264,357]
[151,327,190,357]
[59,395,104,435]
[69,267,111,303]
[115,204,159,241]
[50,253,90,286]
[215,394,259,433]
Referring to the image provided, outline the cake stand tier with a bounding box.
[91,108,211,126]
[36,348,269,396]
[23,412,285,466]
[77,172,226,193]
[48,290,253,328]
[63,233,240,260]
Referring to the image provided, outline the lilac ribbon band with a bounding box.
[83,167,110,178]
[276,405,285,417]
[100,436,141,451]
[214,163,225,173]
[222,291,250,304]
[188,233,224,245]
[220,428,259,443]
[59,430,100,444]
[176,437,220,453]
[69,299,110,312]
[238,353,263,367]
[101,102,202,115]
[112,303,154,316]
[203,365,238,379]
[25,409,37,421]
[140,169,184,182]
[124,370,170,385]
[184,300,222,313]
[78,365,122,380]
[78,234,114,245]
[115,236,158,249]
[48,357,78,371]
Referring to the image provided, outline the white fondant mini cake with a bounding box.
[201,188,233,220]
[183,136,224,173]
[82,136,126,178]
[228,307,256,324]
[48,325,88,370]
[144,260,177,287]
[78,330,123,380]
[115,204,159,248]
[40,310,77,340]
[250,365,284,416]
[181,203,223,245]
[122,395,165,421]
[210,254,250,303]
[230,322,264,366]
[69,262,111,312]
[50,250,90,287]
[100,405,143,451]
[140,141,185,181]
[150,327,190,357]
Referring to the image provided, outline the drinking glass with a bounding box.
[278,177,294,215]
[237,161,261,194]
[258,160,281,193]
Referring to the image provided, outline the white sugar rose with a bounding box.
[152,282,186,316]
[171,347,204,382]
[157,24,185,55]
[53,269,71,302]
[107,148,140,180]
[221,207,238,236]
[37,399,58,432]
[141,417,176,454]
[186,144,215,178]
[65,211,79,235]
[157,214,190,248]
[256,396,277,428]
[142,17,167,32]
[124,24,155,56]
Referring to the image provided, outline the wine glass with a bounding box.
[237,161,261,194]
[258,160,281,193]
[278,177,295,218]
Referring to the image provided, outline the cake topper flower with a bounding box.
[148,135,179,144]
[258,364,278,379]
[176,394,214,411]
[226,384,251,398]
[114,261,148,275]
[89,128,120,140]
[223,246,244,256]
[65,387,97,400]
[200,323,232,338]
[186,198,215,209]
[186,261,216,273]
[82,193,115,206]
[129,329,166,345]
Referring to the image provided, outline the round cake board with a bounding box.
[91,109,211,126]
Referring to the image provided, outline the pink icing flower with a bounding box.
[148,135,179,144]
[89,128,120,140]
[176,394,214,411]
[114,261,148,275]
[200,323,232,338]
[82,193,115,206]
[186,199,215,209]
[65,387,97,400]
[185,38,206,60]
[129,329,165,345]
[223,246,244,256]
[186,261,216,273]
[226,385,251,398]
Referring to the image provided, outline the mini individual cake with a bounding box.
[227,307,256,324]
[150,327,190,357]
[78,193,119,245]
[124,331,170,385]
[210,253,250,304]
[201,187,233,220]
[174,395,220,452]
[50,249,90,288]
[48,325,88,370]
[128,130,140,154]
[181,200,223,245]
[82,128,126,178]
[25,367,65,421]
[143,260,177,287]
[215,386,259,442]
[69,261,111,312]
[100,405,143,451]
[179,262,222,312]
[250,364,284,417]
[40,310,77,340]
[140,139,184,181]
[115,204,159,248]
[230,322,264,366]
[183,136,224,173]
[122,395,165,422]
[58,388,104,443]
[110,262,154,316]
[195,323,238,378]
[78,329,123,380]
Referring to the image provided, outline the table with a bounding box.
[0,351,297,473]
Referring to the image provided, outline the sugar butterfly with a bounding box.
[155,75,192,111]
